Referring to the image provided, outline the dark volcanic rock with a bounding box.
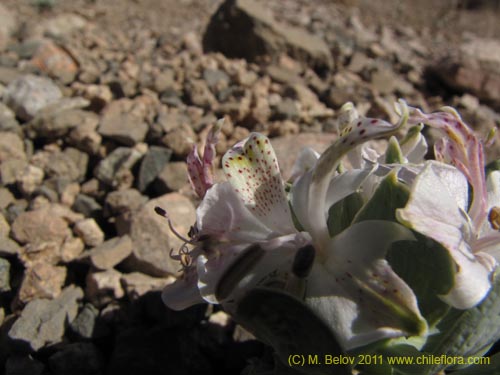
[203,0,332,71]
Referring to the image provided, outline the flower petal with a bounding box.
[222,133,295,235]
[289,147,319,182]
[187,119,222,199]
[197,233,310,308]
[306,221,425,349]
[197,181,273,242]
[397,161,492,308]
[408,108,488,229]
[162,267,204,310]
[308,101,409,250]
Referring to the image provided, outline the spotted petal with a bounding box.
[308,100,409,250]
[222,133,295,235]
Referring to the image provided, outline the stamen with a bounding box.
[154,206,193,244]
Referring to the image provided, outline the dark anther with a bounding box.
[292,245,316,278]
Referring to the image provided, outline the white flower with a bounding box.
[162,101,428,349]
[397,107,500,309]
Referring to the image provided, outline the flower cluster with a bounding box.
[159,101,500,374]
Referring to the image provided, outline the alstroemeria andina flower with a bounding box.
[397,107,500,309]
[161,101,428,350]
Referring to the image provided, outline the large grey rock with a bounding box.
[203,0,332,70]
[3,75,62,121]
[122,193,196,277]
[8,286,83,351]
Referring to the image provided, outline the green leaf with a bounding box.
[421,274,500,374]
[353,171,410,223]
[235,288,350,375]
[385,136,405,164]
[327,192,364,237]
[386,236,455,327]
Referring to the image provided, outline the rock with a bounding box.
[137,146,173,192]
[203,68,231,92]
[83,235,133,270]
[98,99,149,146]
[8,285,83,351]
[0,187,15,209]
[122,193,196,276]
[72,83,113,111]
[17,263,67,304]
[60,236,85,262]
[31,108,94,138]
[433,37,500,109]
[49,342,104,375]
[5,356,45,375]
[34,13,87,39]
[0,132,25,162]
[0,4,16,51]
[0,159,28,185]
[203,0,332,71]
[268,120,300,136]
[74,218,104,247]
[72,194,102,218]
[18,240,61,267]
[162,124,196,158]
[0,237,21,257]
[0,101,21,133]
[273,98,300,120]
[11,207,70,246]
[60,182,80,206]
[31,40,79,84]
[155,161,188,193]
[85,269,124,306]
[120,272,174,300]
[153,70,175,93]
[70,303,107,339]
[3,75,62,121]
[105,188,147,215]
[17,164,44,196]
[0,213,9,237]
[94,146,145,188]
[0,257,10,292]
[184,79,218,109]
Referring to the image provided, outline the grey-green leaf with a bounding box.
[235,288,350,375]
[353,171,410,223]
[387,236,455,327]
[421,274,500,374]
[327,192,364,237]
